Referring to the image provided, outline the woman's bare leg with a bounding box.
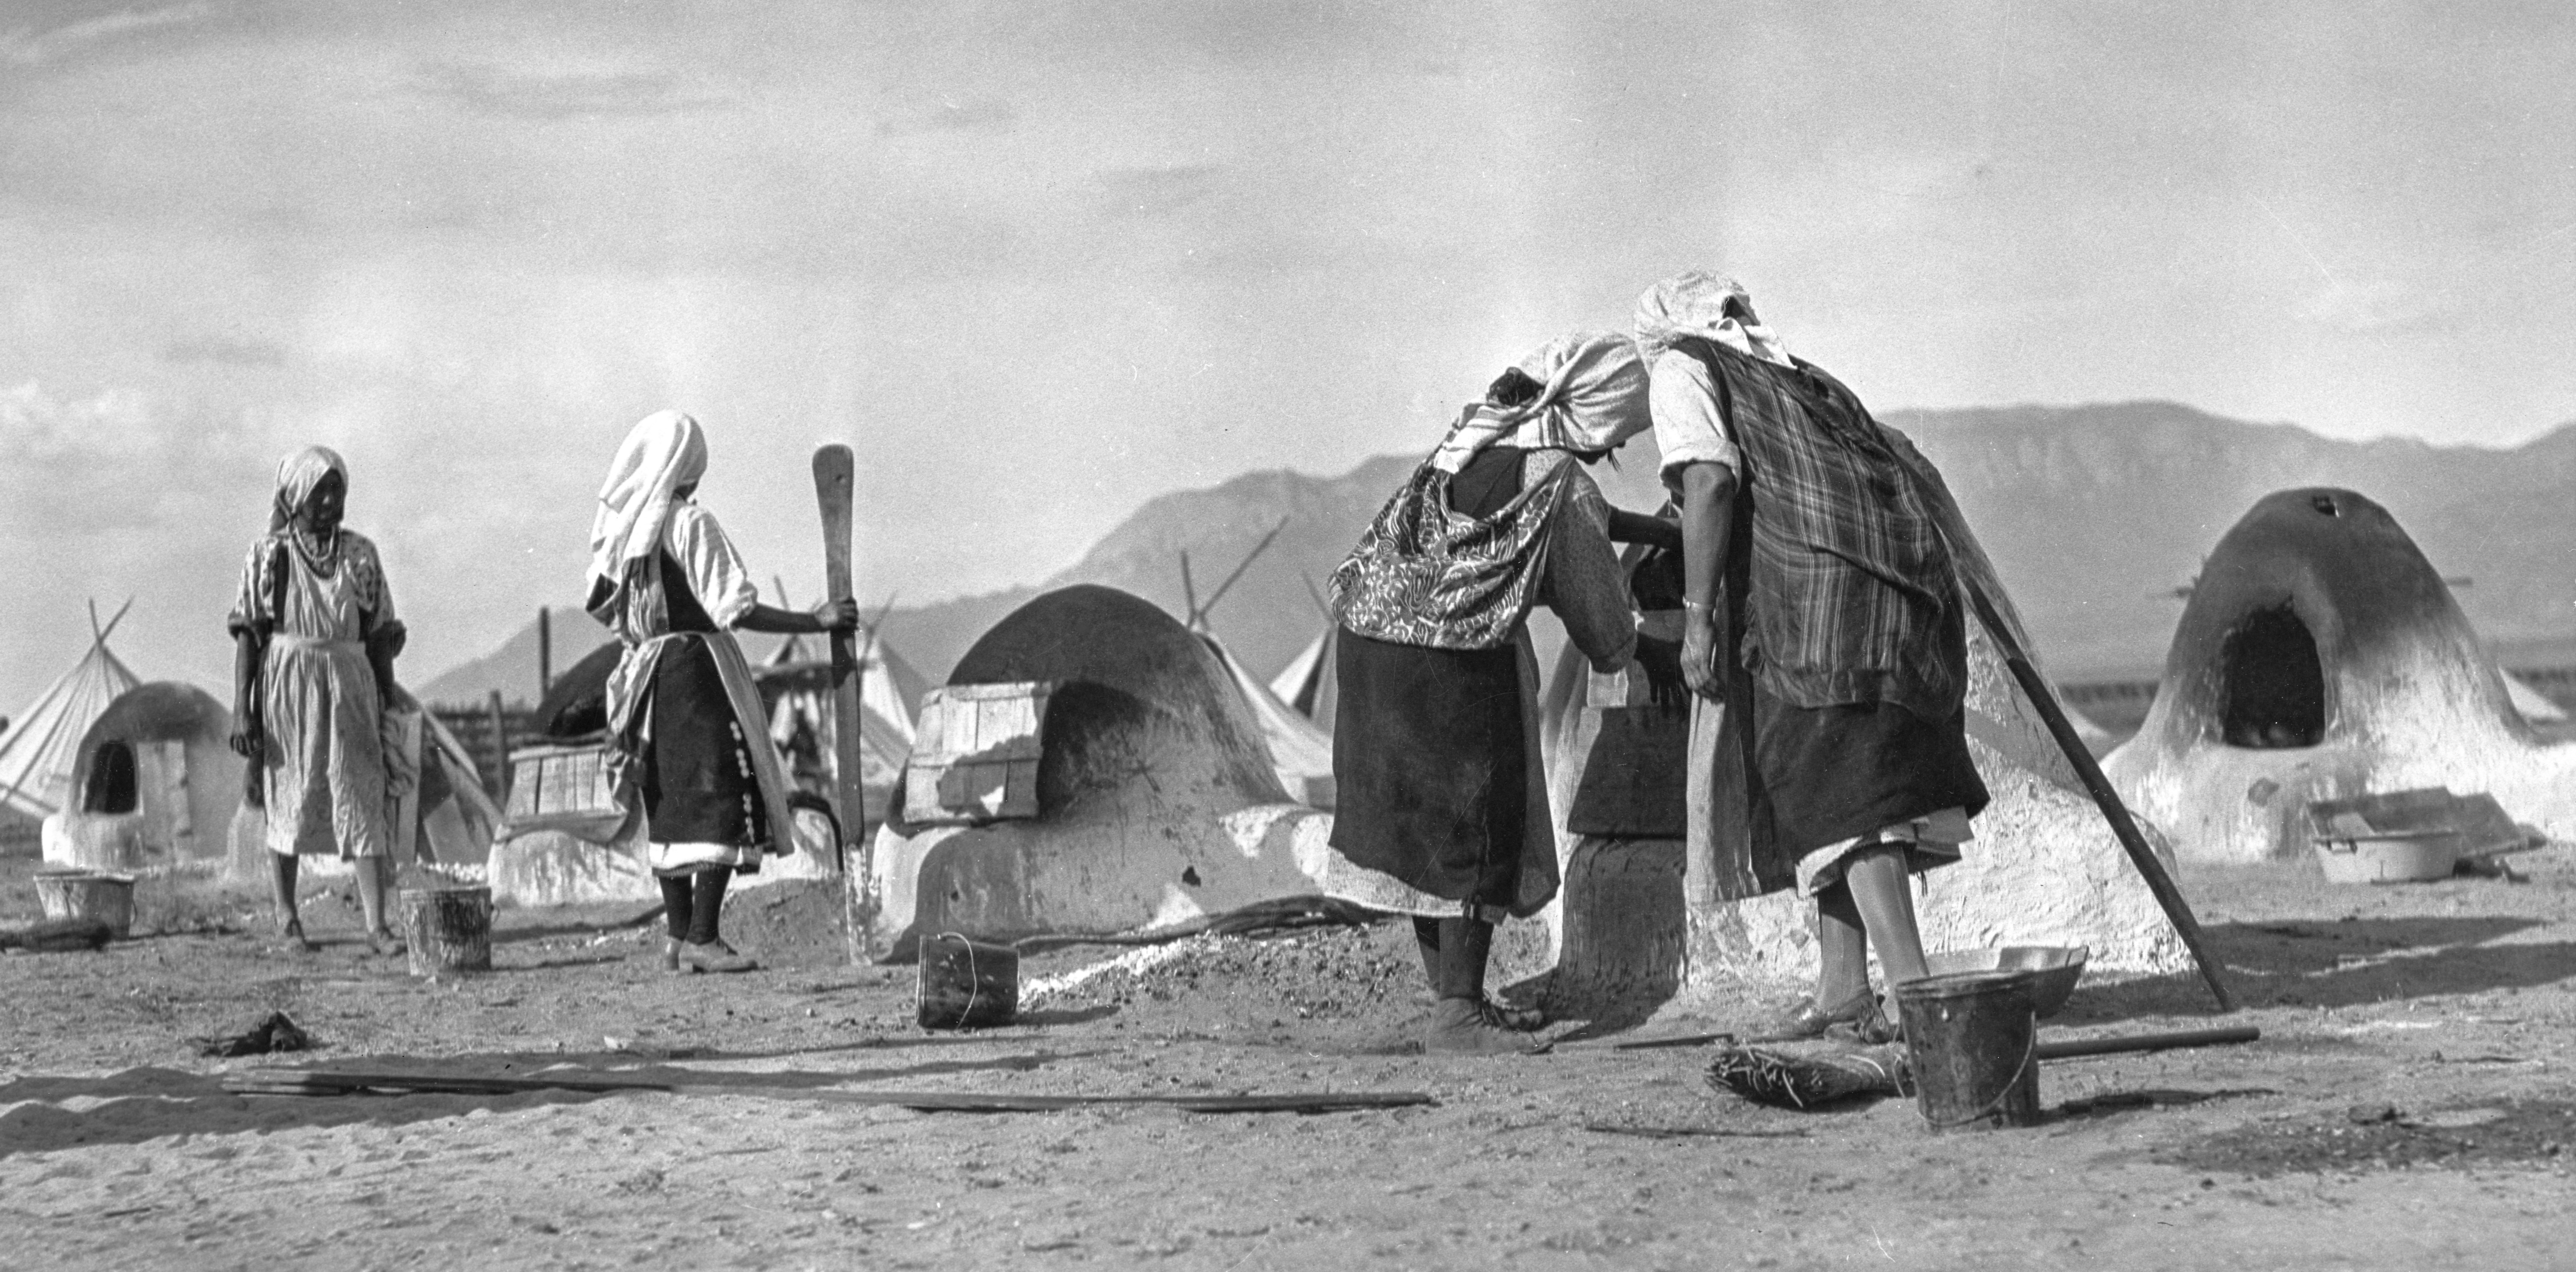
[1813,882,1871,1007]
[358,857,393,936]
[1843,845,1930,1014]
[270,852,300,927]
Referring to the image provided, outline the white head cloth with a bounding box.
[1633,270,1792,369]
[270,445,347,532]
[586,410,708,602]
[1429,330,1652,474]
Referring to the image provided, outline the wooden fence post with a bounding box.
[484,690,508,801]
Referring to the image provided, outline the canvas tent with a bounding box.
[2105,487,2576,864]
[866,585,1341,958]
[42,682,238,874]
[1267,625,1339,730]
[1201,635,1335,808]
[0,605,143,849]
[390,690,507,872]
[2501,672,2568,724]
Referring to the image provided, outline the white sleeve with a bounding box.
[1650,349,1741,498]
[665,504,761,628]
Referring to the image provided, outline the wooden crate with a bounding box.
[505,743,621,824]
[903,682,1052,826]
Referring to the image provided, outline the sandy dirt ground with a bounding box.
[2,851,2572,1271]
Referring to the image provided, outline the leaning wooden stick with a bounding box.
[1962,583,2236,1012]
[812,447,871,950]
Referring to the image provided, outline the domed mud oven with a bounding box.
[2104,487,2576,865]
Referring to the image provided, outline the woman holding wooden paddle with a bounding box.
[585,410,859,974]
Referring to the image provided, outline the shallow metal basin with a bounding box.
[1922,944,2089,1017]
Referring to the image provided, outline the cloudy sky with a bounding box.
[6,0,2576,708]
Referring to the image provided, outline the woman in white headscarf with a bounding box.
[586,411,858,974]
[227,446,408,953]
[1325,331,1681,1055]
[1636,270,1988,1043]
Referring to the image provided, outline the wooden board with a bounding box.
[222,1066,1434,1115]
[903,682,1052,825]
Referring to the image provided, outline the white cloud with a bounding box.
[0,3,211,67]
[0,380,269,533]
[416,62,731,121]
[2296,277,2447,335]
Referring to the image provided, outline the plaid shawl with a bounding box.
[1672,337,1964,719]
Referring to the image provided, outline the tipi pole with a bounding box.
[537,607,552,697]
[1963,583,2236,1012]
[1298,572,1329,619]
[94,597,133,645]
[1179,552,1200,630]
[1195,517,1288,623]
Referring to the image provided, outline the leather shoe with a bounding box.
[1423,997,1536,1056]
[681,940,757,974]
[1481,996,1546,1032]
[1827,996,1903,1046]
[1748,990,1877,1043]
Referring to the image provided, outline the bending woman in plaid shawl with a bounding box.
[1638,271,1989,1042]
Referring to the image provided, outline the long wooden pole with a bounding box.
[483,690,508,801]
[1195,517,1288,623]
[812,447,868,949]
[536,607,552,697]
[1962,584,2235,1012]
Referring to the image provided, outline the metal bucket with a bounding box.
[34,869,136,938]
[1895,969,2042,1131]
[916,932,1018,1030]
[399,885,493,976]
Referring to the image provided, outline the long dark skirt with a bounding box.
[638,634,767,853]
[1750,684,1989,865]
[1328,628,1526,907]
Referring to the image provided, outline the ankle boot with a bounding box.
[1413,917,1443,995]
[1433,916,1545,1032]
[682,939,757,974]
[1435,917,1490,1000]
[1423,997,1532,1055]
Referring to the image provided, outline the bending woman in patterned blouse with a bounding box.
[1327,332,1682,1055]
[227,446,408,953]
[586,411,858,974]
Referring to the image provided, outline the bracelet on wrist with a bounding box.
[1682,598,1716,612]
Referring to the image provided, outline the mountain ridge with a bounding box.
[419,402,2576,705]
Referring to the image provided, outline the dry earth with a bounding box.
[2,851,2572,1271]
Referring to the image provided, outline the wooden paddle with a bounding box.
[811,447,869,945]
[1962,583,2236,1012]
